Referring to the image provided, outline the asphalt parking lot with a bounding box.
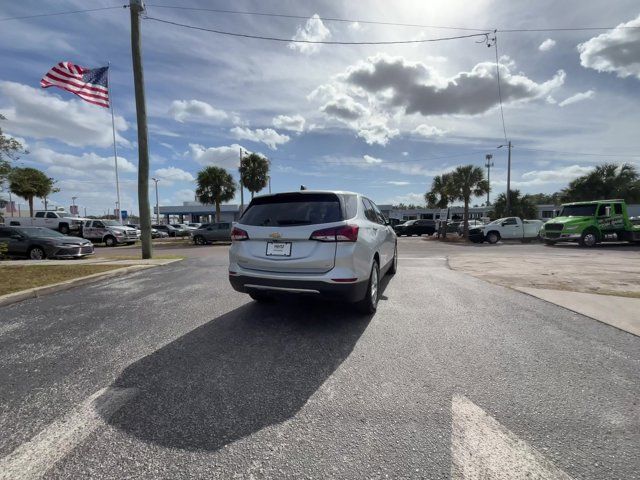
[1,237,638,479]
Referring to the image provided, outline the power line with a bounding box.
[0,5,125,22]
[143,16,491,45]
[144,4,488,32]
[143,4,640,33]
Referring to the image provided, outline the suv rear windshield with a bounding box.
[560,204,597,217]
[241,193,343,227]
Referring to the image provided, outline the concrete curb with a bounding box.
[0,265,155,308]
[513,286,640,338]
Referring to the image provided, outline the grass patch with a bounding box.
[93,254,185,261]
[0,265,125,296]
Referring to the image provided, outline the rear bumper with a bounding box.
[229,274,368,303]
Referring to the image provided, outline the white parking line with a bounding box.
[451,395,573,479]
[0,387,137,480]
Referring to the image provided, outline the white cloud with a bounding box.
[386,181,410,186]
[289,14,331,54]
[230,126,290,150]
[402,152,409,156]
[0,81,128,148]
[383,192,425,206]
[153,166,194,184]
[363,154,383,165]
[558,90,595,107]
[31,148,136,178]
[519,164,593,185]
[169,99,227,123]
[272,114,305,132]
[413,124,446,138]
[320,95,369,121]
[538,38,556,51]
[174,189,196,203]
[578,15,640,79]
[189,143,244,170]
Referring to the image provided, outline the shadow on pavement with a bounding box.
[103,298,374,452]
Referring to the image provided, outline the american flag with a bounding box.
[40,61,110,108]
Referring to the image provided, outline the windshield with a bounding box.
[488,218,507,225]
[19,227,66,238]
[559,204,597,217]
[101,220,123,226]
[241,193,342,226]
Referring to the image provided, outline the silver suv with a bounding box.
[228,191,397,313]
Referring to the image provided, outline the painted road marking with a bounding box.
[451,395,573,479]
[0,387,137,480]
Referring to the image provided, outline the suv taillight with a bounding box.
[231,227,249,241]
[310,224,359,242]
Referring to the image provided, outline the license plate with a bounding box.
[266,242,291,256]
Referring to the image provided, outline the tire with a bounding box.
[104,235,117,247]
[357,260,380,314]
[249,291,273,303]
[486,231,501,244]
[544,240,556,246]
[387,245,398,275]
[28,246,46,260]
[194,235,206,245]
[59,224,70,235]
[579,229,598,248]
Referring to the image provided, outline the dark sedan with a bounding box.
[393,219,436,236]
[0,226,94,260]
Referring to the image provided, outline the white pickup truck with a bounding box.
[82,220,138,247]
[5,210,85,235]
[468,217,544,244]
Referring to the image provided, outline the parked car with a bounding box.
[152,224,183,237]
[82,220,138,247]
[170,223,193,235]
[187,222,202,229]
[0,226,94,260]
[393,219,436,236]
[5,210,86,235]
[540,200,640,247]
[228,190,397,313]
[191,222,232,245]
[457,219,485,236]
[151,228,169,239]
[125,224,142,238]
[469,217,544,244]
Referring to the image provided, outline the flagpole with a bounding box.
[107,62,122,224]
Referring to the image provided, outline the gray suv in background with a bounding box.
[192,222,232,245]
[228,190,397,313]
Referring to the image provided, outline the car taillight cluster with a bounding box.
[231,227,249,241]
[309,224,359,242]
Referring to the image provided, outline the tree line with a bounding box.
[423,162,640,239]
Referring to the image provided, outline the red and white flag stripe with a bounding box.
[40,61,110,108]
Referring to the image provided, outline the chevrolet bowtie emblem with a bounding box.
[270,232,282,239]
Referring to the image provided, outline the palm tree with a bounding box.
[8,167,56,217]
[448,165,490,239]
[239,153,269,199]
[492,190,537,219]
[561,163,639,203]
[425,172,453,209]
[196,166,236,222]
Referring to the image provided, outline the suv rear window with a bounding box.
[241,193,343,227]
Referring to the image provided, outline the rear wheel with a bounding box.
[544,240,556,246]
[194,235,206,245]
[28,246,46,260]
[357,261,379,314]
[249,291,274,303]
[104,235,116,247]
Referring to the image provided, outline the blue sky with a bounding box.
[1,0,639,216]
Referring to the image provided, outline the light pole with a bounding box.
[497,141,512,214]
[239,147,244,213]
[151,177,160,224]
[71,196,78,216]
[484,155,493,206]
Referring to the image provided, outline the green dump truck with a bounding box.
[540,199,640,247]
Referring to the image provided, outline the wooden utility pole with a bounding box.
[239,147,244,213]
[130,0,152,258]
[506,141,512,215]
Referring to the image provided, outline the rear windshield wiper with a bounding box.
[277,220,313,226]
